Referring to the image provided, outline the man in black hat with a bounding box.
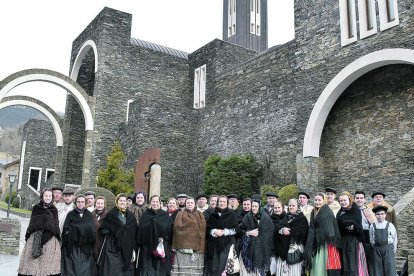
[56,187,75,233]
[369,205,398,276]
[196,194,209,213]
[298,191,313,223]
[367,191,397,228]
[227,194,240,211]
[52,186,63,204]
[325,187,341,216]
[85,190,96,212]
[264,192,278,215]
[176,193,188,210]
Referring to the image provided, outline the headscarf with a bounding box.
[132,191,146,206]
[115,193,127,213]
[40,188,54,208]
[252,198,263,221]
[74,194,86,214]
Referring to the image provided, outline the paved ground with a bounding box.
[0,210,29,276]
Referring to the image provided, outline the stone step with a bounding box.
[396,256,408,276]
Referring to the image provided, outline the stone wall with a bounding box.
[20,119,56,209]
[0,218,21,255]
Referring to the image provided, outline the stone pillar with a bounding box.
[54,146,64,188]
[82,130,94,187]
[149,164,161,198]
[0,218,21,255]
[296,155,323,193]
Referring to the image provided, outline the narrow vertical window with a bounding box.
[194,65,206,109]
[358,0,377,39]
[339,0,357,46]
[228,0,236,37]
[28,167,42,193]
[250,0,261,36]
[126,99,134,122]
[378,0,399,31]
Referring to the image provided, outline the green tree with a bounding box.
[203,154,263,199]
[278,183,299,205]
[97,141,135,196]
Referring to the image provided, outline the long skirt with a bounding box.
[239,253,260,276]
[171,251,204,276]
[271,255,303,276]
[340,235,369,276]
[98,236,135,276]
[18,235,61,276]
[205,244,231,276]
[136,245,171,276]
[61,246,96,276]
[311,244,341,276]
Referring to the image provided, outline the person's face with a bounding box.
[218,197,228,209]
[168,199,177,211]
[186,199,195,211]
[63,194,74,204]
[151,197,160,210]
[354,194,366,207]
[229,198,239,209]
[209,197,218,209]
[177,197,186,207]
[298,195,309,206]
[375,211,386,222]
[242,200,251,212]
[288,200,298,214]
[95,198,105,211]
[76,197,86,209]
[251,202,260,214]
[274,202,283,215]
[127,199,133,207]
[197,197,207,208]
[326,192,335,203]
[373,195,384,205]
[53,190,62,202]
[314,195,324,208]
[43,191,53,204]
[136,193,145,205]
[117,196,127,209]
[86,195,95,207]
[339,195,350,208]
[267,196,277,206]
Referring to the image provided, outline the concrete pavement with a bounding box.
[0,209,29,276]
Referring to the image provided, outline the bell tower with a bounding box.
[223,0,268,52]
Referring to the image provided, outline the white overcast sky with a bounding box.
[0,0,294,113]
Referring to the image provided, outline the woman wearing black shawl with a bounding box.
[98,193,138,276]
[337,192,368,276]
[205,195,239,276]
[128,191,147,226]
[270,201,288,275]
[18,188,61,276]
[136,194,173,276]
[237,199,275,276]
[273,199,308,276]
[92,196,108,261]
[61,194,96,276]
[304,193,341,276]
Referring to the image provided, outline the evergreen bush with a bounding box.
[278,183,299,205]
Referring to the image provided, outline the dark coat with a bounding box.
[98,207,137,275]
[25,202,60,246]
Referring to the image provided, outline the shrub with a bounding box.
[203,154,263,199]
[4,191,17,204]
[12,196,21,208]
[278,184,299,205]
[76,187,116,210]
[97,141,135,196]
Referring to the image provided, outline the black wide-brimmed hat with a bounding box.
[325,187,337,194]
[227,194,239,200]
[371,192,386,198]
[196,194,207,201]
[298,191,310,199]
[266,192,278,198]
[372,205,388,213]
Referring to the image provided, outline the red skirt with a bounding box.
[326,243,341,270]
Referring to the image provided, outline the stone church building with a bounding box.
[1,0,414,262]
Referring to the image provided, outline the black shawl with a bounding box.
[237,211,275,276]
[99,207,137,271]
[25,202,60,246]
[137,208,172,248]
[62,209,96,255]
[287,212,309,246]
[206,208,239,257]
[304,204,341,265]
[270,212,289,259]
[336,202,363,243]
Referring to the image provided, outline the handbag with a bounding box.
[224,244,240,274]
[286,243,303,265]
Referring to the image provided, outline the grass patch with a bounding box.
[0,200,32,214]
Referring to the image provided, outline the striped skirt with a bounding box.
[171,251,204,276]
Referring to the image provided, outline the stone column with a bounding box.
[54,146,64,188]
[149,164,161,198]
[81,130,94,188]
[296,155,323,193]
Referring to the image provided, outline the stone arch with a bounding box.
[303,48,414,157]
[0,68,94,130]
[70,39,98,81]
[0,95,63,146]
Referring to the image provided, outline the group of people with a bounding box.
[17,186,398,276]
